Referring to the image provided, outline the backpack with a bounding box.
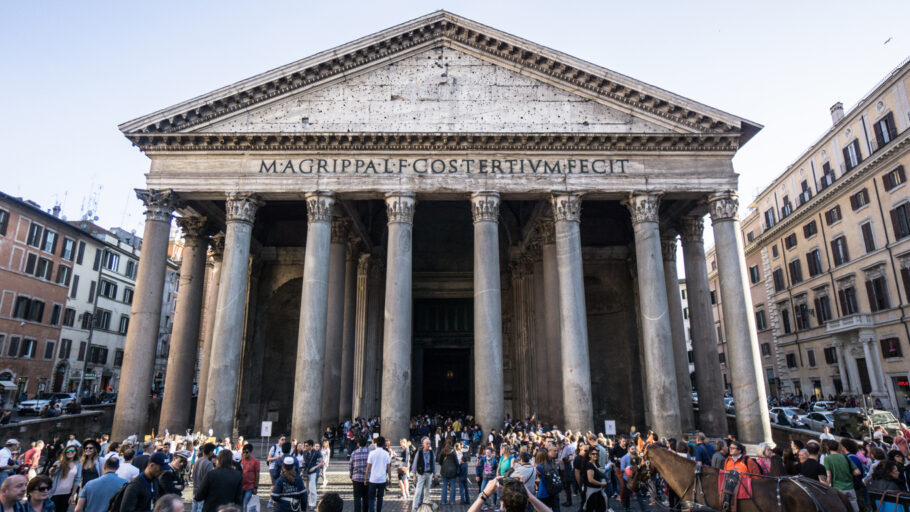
[107,482,129,512]
[543,462,563,496]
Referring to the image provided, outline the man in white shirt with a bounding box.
[364,437,391,512]
[114,449,141,482]
[0,439,19,485]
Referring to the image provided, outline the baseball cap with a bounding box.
[149,452,172,471]
[282,456,296,467]
[5,439,17,446]
[232,451,242,462]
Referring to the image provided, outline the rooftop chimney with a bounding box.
[51,205,61,218]
[830,102,845,124]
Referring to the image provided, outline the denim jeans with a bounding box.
[413,473,433,511]
[368,482,386,512]
[458,476,469,502]
[480,477,499,506]
[192,500,204,512]
[353,482,368,512]
[441,477,456,504]
[243,489,254,509]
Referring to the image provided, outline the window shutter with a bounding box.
[850,194,858,210]
[902,267,910,303]
[892,208,903,239]
[843,146,852,169]
[866,280,876,311]
[814,298,823,324]
[92,249,101,271]
[875,118,885,148]
[825,210,832,225]
[853,140,862,162]
[886,112,898,140]
[837,289,847,316]
[898,165,906,183]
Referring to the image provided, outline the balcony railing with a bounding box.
[825,314,874,333]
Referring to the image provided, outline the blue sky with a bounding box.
[2,1,909,236]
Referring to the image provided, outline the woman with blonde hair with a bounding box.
[321,440,331,487]
[49,445,82,511]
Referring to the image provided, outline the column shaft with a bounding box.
[540,220,563,426]
[112,189,179,440]
[662,234,696,432]
[380,193,415,442]
[321,219,348,426]
[473,192,504,434]
[159,217,209,433]
[291,192,335,441]
[352,255,370,418]
[709,192,771,443]
[626,194,681,439]
[552,194,594,432]
[203,193,260,438]
[861,334,883,394]
[365,259,385,417]
[531,254,549,423]
[194,234,223,432]
[680,216,727,436]
[339,243,358,422]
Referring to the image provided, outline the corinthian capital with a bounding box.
[537,217,555,245]
[176,216,209,246]
[551,193,582,222]
[209,232,226,261]
[707,192,739,222]
[331,217,350,243]
[623,193,660,225]
[660,234,678,262]
[679,216,705,245]
[471,192,500,224]
[305,192,335,223]
[135,189,181,223]
[385,192,416,224]
[225,192,262,224]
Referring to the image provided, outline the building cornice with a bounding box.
[119,11,759,144]
[128,131,740,153]
[745,130,910,255]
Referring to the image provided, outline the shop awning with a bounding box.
[0,381,17,391]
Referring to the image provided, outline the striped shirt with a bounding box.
[350,447,369,482]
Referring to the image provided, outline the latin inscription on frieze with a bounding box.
[257,157,635,176]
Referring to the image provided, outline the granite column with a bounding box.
[339,241,358,423]
[661,233,696,433]
[321,218,348,426]
[194,233,223,432]
[539,219,563,426]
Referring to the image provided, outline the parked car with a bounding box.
[724,397,735,413]
[832,408,902,439]
[770,407,808,428]
[811,401,837,412]
[691,391,698,405]
[17,392,76,415]
[802,411,835,432]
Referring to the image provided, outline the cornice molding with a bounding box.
[126,132,740,153]
[120,13,751,140]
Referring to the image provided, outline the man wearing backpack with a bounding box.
[268,435,289,484]
[536,443,561,512]
[823,439,860,512]
[74,457,126,512]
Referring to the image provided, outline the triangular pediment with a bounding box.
[120,11,760,148]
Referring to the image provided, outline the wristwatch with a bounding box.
[479,492,488,502]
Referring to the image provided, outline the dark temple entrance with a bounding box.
[412,298,474,415]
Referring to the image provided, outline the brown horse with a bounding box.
[629,445,853,512]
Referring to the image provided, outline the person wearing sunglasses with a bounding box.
[49,446,82,512]
[25,475,53,512]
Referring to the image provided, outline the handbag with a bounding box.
[247,498,261,512]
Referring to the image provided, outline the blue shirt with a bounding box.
[79,472,127,512]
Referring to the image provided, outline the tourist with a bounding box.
[823,439,860,512]
[301,441,324,511]
[710,441,727,469]
[153,494,185,512]
[24,475,54,512]
[470,475,553,512]
[74,457,126,512]
[271,456,306,512]
[120,452,169,512]
[886,450,910,491]
[0,475,28,512]
[365,436,391,512]
[558,437,576,507]
[49,445,81,511]
[394,439,411,499]
[535,443,561,512]
[0,440,19,485]
[583,449,608,512]
[571,443,588,508]
[267,436,289,484]
[315,493,342,512]
[755,442,774,474]
[159,450,189,496]
[239,445,259,509]
[456,442,470,504]
[192,443,216,512]
[320,441,331,488]
[411,437,435,511]
[21,442,43,480]
[194,450,243,512]
[349,438,369,512]
[80,440,103,486]
[439,439,459,505]
[115,448,140,482]
[797,446,827,484]
[477,446,498,509]
[722,442,760,475]
[868,461,902,493]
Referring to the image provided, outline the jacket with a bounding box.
[49,462,82,496]
[120,472,158,512]
[194,467,243,512]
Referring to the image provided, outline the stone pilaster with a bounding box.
[708,191,771,443]
[338,239,358,422]
[159,216,209,433]
[538,217,563,425]
[472,192,504,436]
[112,189,181,441]
[679,216,727,436]
[551,193,593,432]
[661,232,695,433]
[292,192,335,441]
[203,193,261,438]
[624,193,681,439]
[381,192,416,442]
[194,232,223,432]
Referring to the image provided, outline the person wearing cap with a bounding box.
[158,450,189,496]
[193,450,242,512]
[271,456,306,512]
[120,452,168,512]
[74,457,127,512]
[0,440,19,486]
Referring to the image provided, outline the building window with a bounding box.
[825,205,843,225]
[807,249,823,277]
[755,309,767,330]
[123,288,134,305]
[43,341,55,360]
[0,209,8,236]
[681,289,686,300]
[824,347,838,365]
[771,268,784,292]
[861,223,876,253]
[794,302,811,330]
[866,276,890,312]
[803,221,818,238]
[94,309,112,331]
[70,275,79,299]
[784,233,797,249]
[62,308,75,328]
[80,312,93,330]
[881,337,902,358]
[874,112,898,148]
[716,324,723,343]
[789,260,803,284]
[87,281,96,303]
[60,238,75,261]
[902,267,910,304]
[20,339,36,359]
[850,189,870,210]
[779,303,792,334]
[891,203,910,240]
[843,139,862,171]
[118,315,129,335]
[711,260,717,271]
[13,296,30,319]
[883,166,907,191]
[98,279,118,300]
[781,196,792,218]
[807,349,817,368]
[819,162,835,189]
[814,295,832,324]
[772,245,779,258]
[839,286,859,316]
[6,337,20,358]
[41,230,58,254]
[799,181,812,205]
[102,251,119,271]
[49,305,61,326]
[764,209,776,230]
[760,343,771,357]
[58,339,72,360]
[27,224,43,247]
[747,231,755,243]
[88,346,109,365]
[125,260,137,279]
[749,265,761,284]
[719,352,726,365]
[77,341,86,362]
[683,307,689,320]
[28,300,44,323]
[55,265,71,286]
[831,236,850,266]
[35,257,53,280]
[114,349,124,367]
[24,253,37,275]
[786,353,798,369]
[710,290,717,304]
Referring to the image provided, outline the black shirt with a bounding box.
[573,453,586,485]
[194,467,243,512]
[121,473,158,512]
[799,458,826,481]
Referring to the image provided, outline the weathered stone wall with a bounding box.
[0,406,114,443]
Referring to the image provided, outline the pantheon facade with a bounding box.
[111,11,773,444]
